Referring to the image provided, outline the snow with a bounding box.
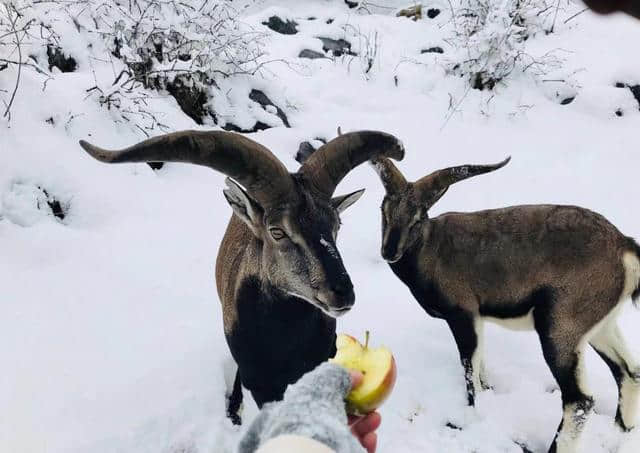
[2,1,640,452]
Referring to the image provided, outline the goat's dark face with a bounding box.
[224,177,363,317]
[380,184,430,263]
[373,156,510,263]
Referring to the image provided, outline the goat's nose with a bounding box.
[332,279,355,305]
[382,228,401,260]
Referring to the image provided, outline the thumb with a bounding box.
[349,370,364,390]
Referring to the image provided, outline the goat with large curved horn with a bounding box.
[79,130,292,207]
[78,128,404,425]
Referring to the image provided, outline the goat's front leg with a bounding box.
[226,369,244,425]
[446,311,484,406]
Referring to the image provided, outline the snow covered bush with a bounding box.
[1,0,266,126]
[0,0,40,120]
[448,0,569,90]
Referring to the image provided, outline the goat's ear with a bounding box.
[331,189,365,213]
[223,178,264,235]
[424,186,449,208]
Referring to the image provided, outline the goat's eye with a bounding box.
[270,227,287,241]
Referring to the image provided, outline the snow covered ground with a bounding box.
[2,1,640,452]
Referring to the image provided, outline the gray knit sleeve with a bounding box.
[237,362,365,453]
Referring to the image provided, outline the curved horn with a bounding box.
[79,130,293,206]
[299,130,405,197]
[415,157,511,196]
[370,157,408,194]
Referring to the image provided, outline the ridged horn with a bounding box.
[415,157,511,197]
[370,157,408,194]
[299,130,405,197]
[79,130,293,206]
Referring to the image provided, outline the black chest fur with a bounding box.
[226,277,337,406]
[389,249,452,319]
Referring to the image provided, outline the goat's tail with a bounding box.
[628,237,640,306]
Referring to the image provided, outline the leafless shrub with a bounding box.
[344,24,381,79]
[0,1,39,121]
[447,0,572,90]
[1,0,267,128]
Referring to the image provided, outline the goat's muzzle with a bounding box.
[315,281,355,317]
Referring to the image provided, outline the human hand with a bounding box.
[347,371,382,453]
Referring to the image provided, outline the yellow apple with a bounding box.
[330,331,397,415]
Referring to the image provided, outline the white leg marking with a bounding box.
[620,377,640,429]
[472,318,486,392]
[575,343,591,400]
[555,402,590,453]
[555,343,593,453]
[586,252,640,429]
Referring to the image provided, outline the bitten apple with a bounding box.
[330,331,397,415]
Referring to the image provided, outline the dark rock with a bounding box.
[445,422,462,431]
[472,72,498,91]
[249,89,290,128]
[296,141,317,163]
[421,46,444,54]
[326,18,334,24]
[344,0,359,8]
[317,37,355,57]
[223,121,271,134]
[262,16,298,35]
[47,45,77,72]
[299,49,326,59]
[45,117,54,125]
[38,187,67,221]
[129,59,154,81]
[147,162,165,170]
[614,82,640,110]
[629,85,640,108]
[47,198,65,220]
[165,75,210,125]
[307,16,316,20]
[615,109,624,117]
[560,96,575,105]
[427,8,441,19]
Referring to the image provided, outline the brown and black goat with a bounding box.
[371,156,640,453]
[79,130,404,424]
